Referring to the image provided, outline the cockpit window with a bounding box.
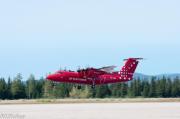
[55,71,62,74]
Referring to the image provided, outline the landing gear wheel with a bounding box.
[77,85,82,89]
[91,85,95,89]
[74,85,82,90]
[52,82,57,87]
[91,84,96,98]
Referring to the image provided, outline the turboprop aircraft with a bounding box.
[46,58,143,88]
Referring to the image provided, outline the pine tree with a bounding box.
[148,77,156,97]
[7,77,12,99]
[69,87,81,98]
[53,83,70,98]
[43,80,54,98]
[129,79,140,97]
[127,81,134,97]
[11,73,26,99]
[156,79,162,97]
[95,85,111,98]
[135,78,142,96]
[171,77,180,97]
[79,86,93,98]
[161,77,166,97]
[120,83,128,97]
[165,78,172,97]
[0,78,7,99]
[110,83,122,97]
[26,74,37,99]
[36,77,45,98]
[142,80,150,97]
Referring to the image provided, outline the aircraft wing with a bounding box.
[98,66,116,73]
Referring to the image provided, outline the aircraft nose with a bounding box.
[46,74,54,81]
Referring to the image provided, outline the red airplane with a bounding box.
[46,58,142,88]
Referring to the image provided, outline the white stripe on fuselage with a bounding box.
[69,77,87,82]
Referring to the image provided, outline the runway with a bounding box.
[0,103,180,119]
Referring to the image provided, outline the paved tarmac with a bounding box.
[0,103,180,119]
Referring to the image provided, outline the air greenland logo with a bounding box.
[69,77,86,81]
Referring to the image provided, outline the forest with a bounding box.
[0,73,180,99]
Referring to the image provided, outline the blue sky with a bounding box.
[0,0,179,79]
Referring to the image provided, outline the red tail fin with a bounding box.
[119,58,142,81]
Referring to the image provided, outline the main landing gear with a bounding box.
[74,85,82,89]
[91,84,95,89]
[77,85,82,89]
[91,80,96,97]
[91,80,96,89]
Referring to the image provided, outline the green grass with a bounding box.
[0,98,180,105]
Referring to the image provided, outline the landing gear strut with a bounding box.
[91,80,96,97]
[91,84,95,89]
[91,79,96,89]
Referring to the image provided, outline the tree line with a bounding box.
[0,73,180,99]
